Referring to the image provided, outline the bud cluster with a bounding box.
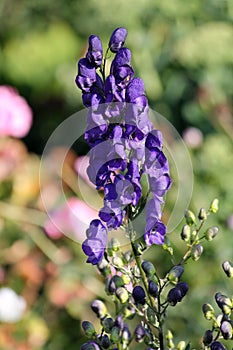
[202,285,233,348]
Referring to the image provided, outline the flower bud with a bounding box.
[210,341,226,350]
[166,330,174,349]
[100,334,111,348]
[203,330,213,346]
[146,307,158,326]
[91,300,107,318]
[205,226,219,241]
[135,323,146,342]
[222,260,233,278]
[121,274,131,285]
[116,287,129,304]
[108,275,125,294]
[110,326,120,343]
[202,303,215,320]
[102,317,114,333]
[112,256,124,268]
[123,250,132,263]
[82,321,96,338]
[98,259,111,276]
[167,265,184,283]
[198,208,207,220]
[191,244,203,261]
[122,324,131,344]
[181,224,191,242]
[220,320,232,339]
[81,341,101,350]
[210,198,219,213]
[177,341,186,350]
[109,27,127,53]
[132,286,146,305]
[109,238,120,252]
[141,260,156,277]
[167,288,182,306]
[148,280,158,297]
[215,292,232,315]
[184,210,196,226]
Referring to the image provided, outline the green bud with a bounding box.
[146,307,158,327]
[123,250,132,263]
[191,244,203,261]
[98,258,111,276]
[181,224,191,242]
[202,303,215,320]
[222,260,233,278]
[210,198,219,213]
[166,330,174,349]
[102,317,114,333]
[141,260,156,277]
[167,265,184,283]
[116,287,129,304]
[184,210,196,226]
[121,274,131,285]
[91,300,107,318]
[82,321,96,338]
[205,226,219,241]
[177,341,186,350]
[198,208,207,220]
[110,326,120,343]
[215,292,232,315]
[108,275,125,294]
[112,256,124,268]
[109,237,120,252]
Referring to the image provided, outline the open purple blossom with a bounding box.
[109,27,128,53]
[82,220,107,265]
[75,28,172,265]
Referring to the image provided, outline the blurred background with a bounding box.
[0,0,232,349]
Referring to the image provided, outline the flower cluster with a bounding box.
[75,28,171,265]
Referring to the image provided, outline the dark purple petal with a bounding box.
[109,28,128,53]
[75,58,96,92]
[86,35,103,67]
[126,78,145,103]
[99,204,124,229]
[87,219,108,244]
[145,130,163,151]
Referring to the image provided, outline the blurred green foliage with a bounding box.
[0,0,233,348]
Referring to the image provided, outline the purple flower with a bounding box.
[82,74,105,108]
[210,341,226,350]
[75,58,96,92]
[81,341,101,350]
[109,27,128,53]
[99,203,124,229]
[110,48,134,89]
[86,35,103,67]
[82,220,107,265]
[144,220,166,246]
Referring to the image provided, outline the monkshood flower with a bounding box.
[82,219,107,265]
[109,27,128,53]
[75,28,171,265]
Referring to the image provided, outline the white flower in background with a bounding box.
[0,287,26,323]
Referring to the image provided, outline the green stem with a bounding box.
[128,218,164,350]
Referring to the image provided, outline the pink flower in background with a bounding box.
[0,85,33,138]
[44,197,98,241]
